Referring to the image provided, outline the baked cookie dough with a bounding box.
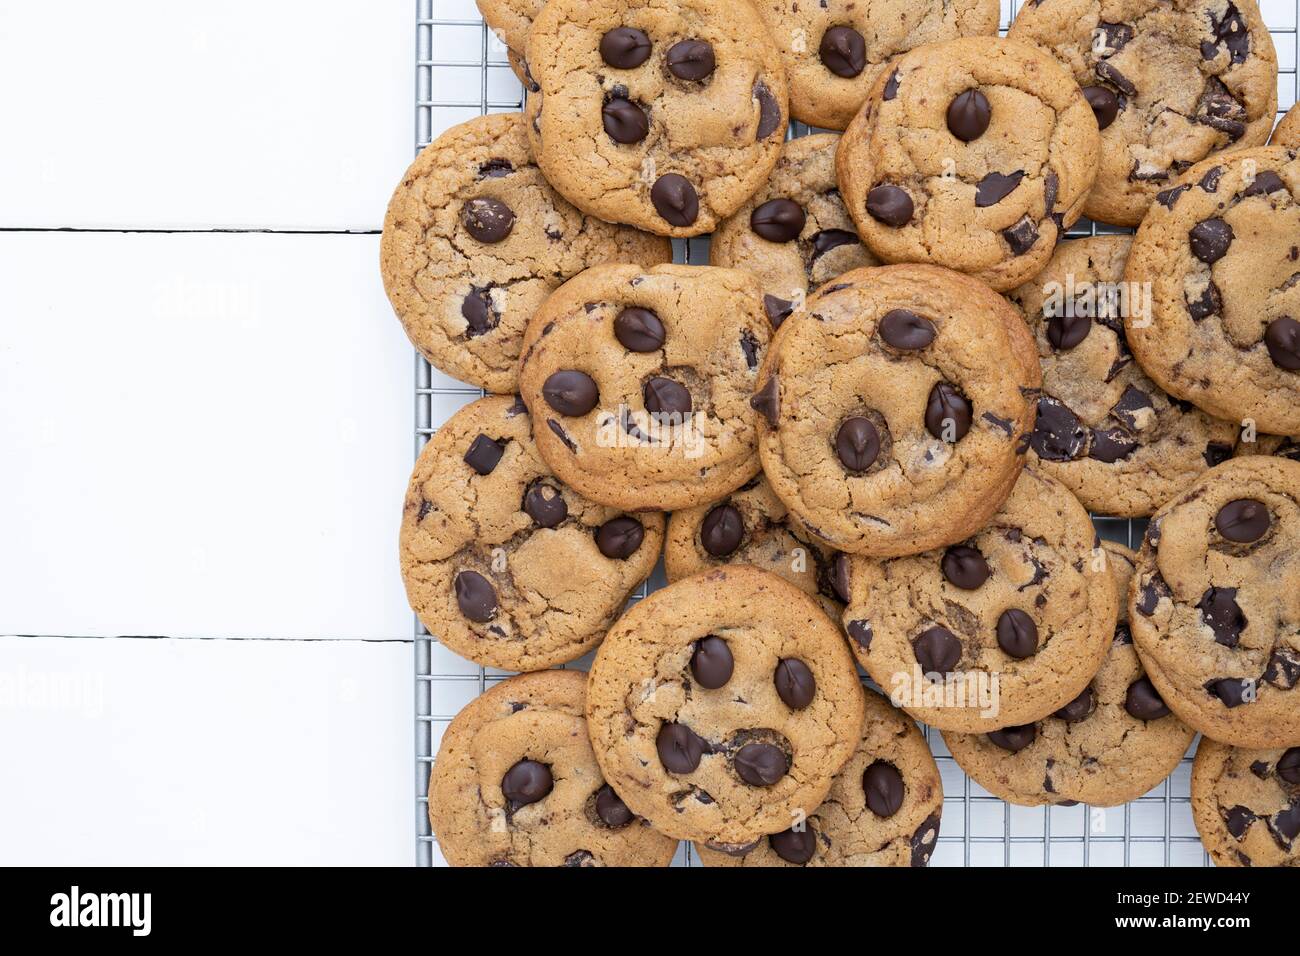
[709,133,876,328]
[524,0,789,236]
[753,0,1000,131]
[381,113,670,393]
[1236,431,1300,461]
[428,670,679,866]
[753,263,1040,557]
[400,396,663,671]
[1006,235,1239,516]
[840,466,1118,734]
[1124,146,1300,437]
[664,474,844,619]
[1129,456,1300,749]
[518,263,770,511]
[837,36,1100,292]
[1273,103,1300,149]
[698,689,943,866]
[586,567,865,848]
[943,542,1196,806]
[1191,736,1300,867]
[1009,0,1278,226]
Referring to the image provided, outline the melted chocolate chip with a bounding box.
[866,184,913,226]
[463,434,505,475]
[1082,85,1119,129]
[594,784,634,828]
[691,636,734,689]
[1048,311,1092,350]
[651,174,699,227]
[942,545,990,590]
[879,309,936,349]
[836,416,881,472]
[1095,60,1136,97]
[1197,587,1247,647]
[830,553,852,604]
[1089,428,1138,463]
[1265,317,1300,370]
[462,197,515,243]
[734,742,789,786]
[1189,218,1233,263]
[740,329,761,370]
[1125,677,1170,720]
[925,382,973,441]
[595,516,645,559]
[863,761,905,818]
[883,69,900,100]
[847,620,873,648]
[751,376,780,427]
[947,89,991,141]
[774,658,816,710]
[502,759,552,809]
[913,626,961,677]
[755,81,782,139]
[1002,215,1039,255]
[523,481,568,528]
[461,286,496,337]
[1278,749,1300,784]
[600,27,652,69]
[657,722,706,773]
[988,724,1037,753]
[454,570,497,622]
[820,25,866,77]
[1206,677,1255,708]
[751,198,806,243]
[763,295,794,328]
[602,97,649,143]
[1225,805,1256,838]
[1187,281,1222,320]
[644,376,692,416]
[614,307,665,352]
[700,504,744,557]
[666,40,715,80]
[769,827,816,864]
[809,229,859,263]
[1157,184,1191,209]
[1028,396,1087,461]
[1215,499,1270,543]
[542,370,599,416]
[1054,686,1095,722]
[910,813,940,866]
[996,608,1039,659]
[976,171,1025,208]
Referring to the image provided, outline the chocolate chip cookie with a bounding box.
[697,689,943,866]
[840,466,1118,734]
[1006,236,1239,516]
[428,670,679,866]
[477,0,543,84]
[664,475,844,619]
[1009,0,1278,227]
[753,0,1000,131]
[586,566,865,848]
[523,0,789,236]
[753,263,1040,557]
[836,36,1100,292]
[943,543,1196,806]
[1236,430,1300,461]
[1191,735,1300,866]
[400,396,664,671]
[1274,103,1300,149]
[1129,456,1300,749]
[709,133,876,327]
[518,263,770,511]
[1124,146,1300,437]
[381,113,670,393]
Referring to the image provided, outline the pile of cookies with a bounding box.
[381,0,1300,867]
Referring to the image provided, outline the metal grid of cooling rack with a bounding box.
[413,0,1300,867]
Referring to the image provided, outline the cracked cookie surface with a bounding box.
[837,36,1100,292]
[1191,735,1300,866]
[1009,0,1278,226]
[698,689,943,866]
[754,0,999,131]
[400,396,663,671]
[1274,103,1300,149]
[1007,236,1239,516]
[944,542,1196,806]
[841,466,1118,733]
[381,113,670,393]
[585,567,865,847]
[428,670,679,867]
[1124,146,1300,436]
[754,263,1041,557]
[524,0,788,236]
[518,263,770,511]
[1129,456,1300,749]
[709,134,877,326]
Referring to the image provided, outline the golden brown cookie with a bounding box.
[477,0,543,84]
[1273,103,1300,149]
[1191,735,1300,867]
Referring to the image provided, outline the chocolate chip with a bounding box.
[1199,166,1224,192]
[1029,395,1087,461]
[1204,442,1233,466]
[657,722,706,773]
[819,25,866,77]
[975,171,1024,208]
[1206,677,1255,708]
[925,381,973,441]
[751,199,806,242]
[755,81,782,138]
[751,376,780,427]
[666,39,715,80]
[1264,648,1300,689]
[862,761,905,818]
[883,70,900,100]
[644,377,692,416]
[1270,802,1300,848]
[913,626,961,677]
[1047,311,1092,351]
[600,27,652,69]
[602,97,649,143]
[947,89,991,141]
[461,286,496,336]
[996,609,1039,659]
[1094,60,1136,97]
[478,158,513,178]
[1225,805,1256,839]
[1279,749,1300,784]
[523,481,568,528]
[595,516,645,559]
[1265,317,1300,370]
[1082,85,1119,129]
[1089,428,1138,463]
[835,416,881,472]
[941,545,989,590]
[1098,21,1134,52]
[462,197,515,243]
[542,370,599,417]
[734,742,788,786]
[691,636,734,689]
[866,184,913,226]
[810,229,859,263]
[769,827,816,864]
[651,174,699,227]
[879,309,936,349]
[1215,499,1270,543]
[502,759,552,809]
[1195,78,1248,139]
[1208,3,1251,64]
[830,553,852,604]
[1136,576,1168,616]
[1054,686,1095,722]
[1244,170,1286,196]
[594,784,633,828]
[1002,215,1039,255]
[613,307,666,353]
[1189,218,1233,263]
[774,658,816,710]
[740,329,761,370]
[463,434,505,475]
[454,570,497,622]
[1125,677,1171,720]
[988,724,1037,753]
[847,620,873,648]
[910,812,940,866]
[1197,586,1247,647]
[700,504,744,557]
[763,295,795,328]
[1043,171,1059,216]
[1157,184,1191,209]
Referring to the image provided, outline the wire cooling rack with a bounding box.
[413,0,1300,866]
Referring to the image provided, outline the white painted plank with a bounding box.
[0,0,412,230]
[0,635,412,865]
[0,233,414,640]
